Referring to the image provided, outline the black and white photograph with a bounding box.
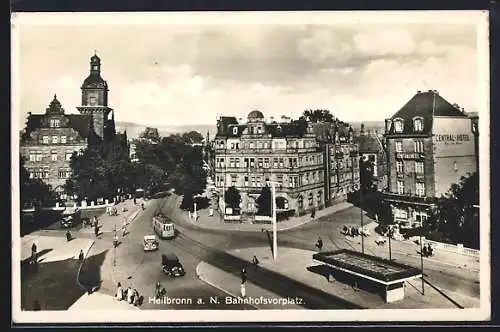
[11,11,490,323]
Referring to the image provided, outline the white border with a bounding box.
[11,10,491,323]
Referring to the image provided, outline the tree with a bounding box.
[182,131,204,145]
[180,191,195,211]
[432,172,479,249]
[256,185,272,216]
[139,127,161,144]
[300,109,334,123]
[359,156,376,193]
[224,186,241,210]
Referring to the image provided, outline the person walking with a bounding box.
[78,249,84,262]
[31,243,37,258]
[240,266,247,284]
[316,236,323,251]
[252,255,259,269]
[240,282,246,298]
[115,282,124,301]
[126,286,134,304]
[94,225,99,238]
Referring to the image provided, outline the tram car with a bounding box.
[152,213,176,239]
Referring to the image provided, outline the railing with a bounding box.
[422,238,479,257]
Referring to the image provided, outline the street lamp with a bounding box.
[266,181,278,261]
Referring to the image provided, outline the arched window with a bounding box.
[276,197,288,210]
[413,117,424,132]
[394,118,404,133]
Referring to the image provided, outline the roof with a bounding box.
[386,90,467,135]
[354,135,383,153]
[247,110,265,121]
[313,249,422,283]
[311,122,352,142]
[218,121,309,138]
[82,73,108,89]
[144,235,157,240]
[22,113,92,141]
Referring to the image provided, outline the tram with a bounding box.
[152,213,176,239]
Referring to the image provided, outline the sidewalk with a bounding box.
[183,195,353,232]
[197,246,480,310]
[68,292,140,311]
[21,234,94,263]
[80,199,143,234]
[340,221,480,273]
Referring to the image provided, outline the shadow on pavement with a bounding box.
[78,250,108,294]
[21,257,85,311]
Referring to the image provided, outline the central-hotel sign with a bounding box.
[434,134,470,143]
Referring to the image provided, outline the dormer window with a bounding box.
[257,126,262,134]
[232,127,238,135]
[413,117,423,132]
[50,119,60,128]
[394,119,404,133]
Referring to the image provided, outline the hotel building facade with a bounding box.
[383,90,477,228]
[214,111,359,221]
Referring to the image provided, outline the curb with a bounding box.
[195,262,258,309]
[185,203,353,233]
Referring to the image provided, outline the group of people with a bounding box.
[342,225,369,237]
[422,243,434,257]
[115,282,143,306]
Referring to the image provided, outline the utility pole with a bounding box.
[360,157,365,254]
[267,181,279,261]
[420,233,425,295]
[388,228,392,261]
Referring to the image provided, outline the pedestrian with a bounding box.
[66,230,72,242]
[32,300,41,311]
[311,208,316,218]
[115,282,123,301]
[126,287,134,304]
[240,266,247,284]
[316,236,323,251]
[252,255,259,268]
[31,242,37,258]
[240,282,246,298]
[78,249,84,262]
[133,197,136,205]
[133,289,140,306]
[122,225,127,237]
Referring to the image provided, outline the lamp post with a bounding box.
[266,181,278,261]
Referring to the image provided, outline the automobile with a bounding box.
[161,253,185,277]
[143,235,159,251]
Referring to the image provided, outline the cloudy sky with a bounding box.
[12,12,487,127]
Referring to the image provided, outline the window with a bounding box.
[394,119,404,133]
[35,154,43,162]
[415,161,424,173]
[395,141,403,152]
[249,142,255,149]
[58,170,71,179]
[232,127,238,135]
[51,153,58,161]
[60,136,67,144]
[251,177,256,187]
[396,161,404,173]
[257,127,262,134]
[258,158,263,168]
[264,158,270,168]
[231,175,237,187]
[250,158,255,168]
[416,182,425,197]
[42,136,49,144]
[414,140,424,153]
[230,143,235,149]
[413,118,423,132]
[29,154,36,162]
[235,158,240,168]
[229,158,235,168]
[397,180,405,194]
[66,153,73,161]
[52,136,59,144]
[244,158,249,168]
[50,119,60,128]
[244,176,249,187]
[277,175,283,188]
[279,158,284,168]
[395,209,408,220]
[274,158,278,168]
[256,176,262,187]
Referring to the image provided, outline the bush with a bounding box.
[194,196,210,210]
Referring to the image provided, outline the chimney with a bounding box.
[417,90,421,94]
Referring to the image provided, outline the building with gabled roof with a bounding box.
[383,90,477,228]
[20,54,116,197]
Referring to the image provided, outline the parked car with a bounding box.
[161,253,185,277]
[143,235,159,251]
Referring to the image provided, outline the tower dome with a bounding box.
[247,110,264,122]
[81,53,108,89]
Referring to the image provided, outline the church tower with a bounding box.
[77,53,115,140]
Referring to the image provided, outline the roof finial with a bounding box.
[94,49,97,56]
[54,93,57,100]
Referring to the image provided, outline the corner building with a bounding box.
[383,90,477,228]
[20,54,116,196]
[214,111,325,219]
